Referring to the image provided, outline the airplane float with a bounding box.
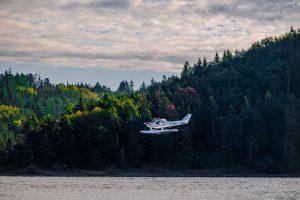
[140,114,192,135]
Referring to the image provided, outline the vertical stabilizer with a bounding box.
[182,114,192,124]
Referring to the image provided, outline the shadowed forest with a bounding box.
[0,28,299,173]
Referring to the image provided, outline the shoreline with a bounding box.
[1,166,299,177]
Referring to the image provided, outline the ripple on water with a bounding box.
[0,176,300,200]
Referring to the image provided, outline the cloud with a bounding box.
[194,0,300,22]
[63,0,130,10]
[88,0,130,9]
[0,0,299,74]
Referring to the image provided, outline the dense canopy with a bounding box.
[0,28,300,173]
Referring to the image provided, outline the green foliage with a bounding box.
[0,28,300,173]
[181,61,192,77]
[0,125,15,152]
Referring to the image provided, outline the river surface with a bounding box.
[1,176,300,200]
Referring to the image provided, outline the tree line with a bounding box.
[0,28,299,172]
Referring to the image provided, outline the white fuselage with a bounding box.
[140,114,192,134]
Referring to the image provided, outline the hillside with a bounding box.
[0,28,299,173]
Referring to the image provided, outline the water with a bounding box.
[1,176,300,200]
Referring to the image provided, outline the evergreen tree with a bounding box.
[194,57,202,76]
[213,52,220,64]
[181,61,192,77]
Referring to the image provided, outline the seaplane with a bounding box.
[140,114,192,135]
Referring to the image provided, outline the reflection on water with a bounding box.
[0,176,300,200]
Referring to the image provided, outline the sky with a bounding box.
[1,0,300,90]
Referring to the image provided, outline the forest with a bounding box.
[0,28,299,173]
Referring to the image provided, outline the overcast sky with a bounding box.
[1,0,300,89]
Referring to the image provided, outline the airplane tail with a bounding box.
[182,114,192,124]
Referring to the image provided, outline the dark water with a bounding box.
[1,176,300,200]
